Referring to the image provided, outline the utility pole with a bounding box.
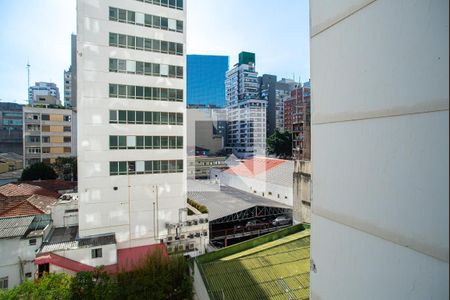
[26,60,31,103]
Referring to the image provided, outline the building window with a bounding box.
[110,160,183,176]
[109,58,183,79]
[109,110,183,125]
[110,136,183,150]
[109,84,183,102]
[109,7,183,32]
[29,239,37,246]
[109,32,183,56]
[91,248,102,258]
[25,273,32,278]
[0,277,8,289]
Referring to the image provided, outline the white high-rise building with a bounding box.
[77,0,186,250]
[63,68,72,108]
[310,0,449,299]
[226,52,266,158]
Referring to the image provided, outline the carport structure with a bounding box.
[188,184,292,247]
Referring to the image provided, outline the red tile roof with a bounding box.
[0,183,59,198]
[224,157,288,178]
[20,180,77,193]
[0,200,45,218]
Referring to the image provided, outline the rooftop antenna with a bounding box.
[26,60,31,103]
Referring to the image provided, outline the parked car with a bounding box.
[245,219,266,230]
[272,215,291,226]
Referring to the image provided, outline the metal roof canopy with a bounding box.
[188,185,291,223]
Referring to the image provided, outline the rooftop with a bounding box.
[0,182,60,198]
[0,214,51,239]
[223,157,294,187]
[0,194,58,218]
[188,181,290,220]
[196,225,310,300]
[40,226,116,253]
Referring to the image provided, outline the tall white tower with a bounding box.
[77,0,186,249]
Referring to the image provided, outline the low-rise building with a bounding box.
[218,157,294,206]
[0,215,52,289]
[187,156,227,179]
[22,106,76,167]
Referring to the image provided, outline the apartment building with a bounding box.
[63,68,72,108]
[226,52,266,158]
[310,0,448,298]
[0,103,23,155]
[22,106,75,167]
[28,82,61,106]
[77,0,186,250]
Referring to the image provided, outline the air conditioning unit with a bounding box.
[199,218,204,224]
[189,243,195,250]
[167,246,174,253]
[188,233,194,239]
[178,244,185,251]
[167,236,173,242]
[195,232,201,238]
[180,234,185,240]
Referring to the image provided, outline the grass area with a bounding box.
[196,225,310,300]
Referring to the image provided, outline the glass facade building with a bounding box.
[187,55,229,108]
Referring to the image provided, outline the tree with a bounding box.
[20,162,57,181]
[267,130,292,158]
[53,157,77,181]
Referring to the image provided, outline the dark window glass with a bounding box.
[145,136,152,148]
[145,161,153,173]
[128,161,136,174]
[169,113,176,124]
[110,110,118,123]
[118,161,127,175]
[109,84,118,97]
[153,136,160,148]
[160,88,168,101]
[176,136,183,149]
[136,61,144,74]
[136,86,144,99]
[109,33,118,46]
[161,41,168,53]
[176,43,183,55]
[161,136,168,149]
[127,11,135,23]
[177,113,183,125]
[153,161,161,173]
[145,14,152,27]
[176,66,183,78]
[136,111,144,124]
[176,89,183,102]
[109,58,118,72]
[169,136,176,148]
[127,35,135,48]
[168,89,176,101]
[161,160,169,173]
[176,20,183,32]
[136,136,144,149]
[109,7,118,20]
[109,136,118,149]
[127,85,136,98]
[118,9,127,22]
[160,112,168,124]
[145,112,152,124]
[145,87,152,100]
[153,15,160,28]
[110,162,118,175]
[127,111,136,123]
[152,64,160,76]
[169,65,176,78]
[118,111,126,123]
[118,85,127,98]
[118,136,126,149]
[152,87,160,100]
[144,38,152,51]
[144,63,152,75]
[153,40,160,52]
[153,112,161,124]
[136,37,144,50]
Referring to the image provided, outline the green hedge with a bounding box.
[196,223,306,264]
[187,198,208,214]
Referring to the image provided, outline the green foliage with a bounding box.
[20,162,57,181]
[1,253,193,300]
[52,156,77,181]
[266,130,292,158]
[187,198,208,214]
[0,273,72,300]
[70,267,117,300]
[116,249,193,300]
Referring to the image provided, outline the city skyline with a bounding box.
[0,0,310,103]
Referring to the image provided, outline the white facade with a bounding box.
[51,194,79,228]
[309,0,449,299]
[63,69,73,108]
[226,62,266,158]
[28,82,61,106]
[77,0,186,250]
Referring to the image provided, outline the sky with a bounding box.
[0,0,310,104]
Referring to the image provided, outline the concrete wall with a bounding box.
[309,0,449,299]
[220,172,293,206]
[293,160,311,224]
[54,243,117,268]
[0,236,43,289]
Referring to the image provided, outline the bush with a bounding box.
[0,272,72,300]
[187,198,208,214]
[70,267,117,300]
[20,162,57,181]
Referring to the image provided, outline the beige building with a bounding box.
[23,106,76,167]
[292,160,311,224]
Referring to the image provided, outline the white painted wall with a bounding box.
[0,236,43,289]
[220,172,292,206]
[53,243,117,268]
[310,0,449,299]
[77,0,186,249]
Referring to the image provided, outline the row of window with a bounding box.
[135,0,183,10]
[109,110,183,125]
[110,160,183,176]
[109,58,183,79]
[26,147,72,154]
[26,114,71,122]
[26,124,71,132]
[110,135,183,150]
[27,136,71,143]
[109,33,183,56]
[109,84,183,102]
[109,7,183,33]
